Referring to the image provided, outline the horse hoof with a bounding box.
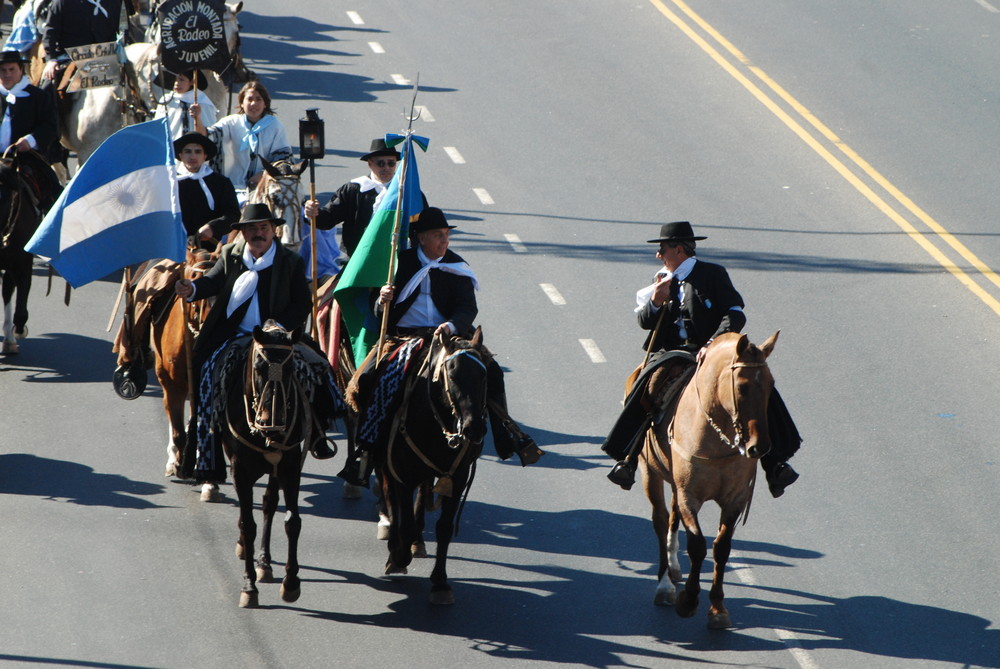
[280,583,301,603]
[708,612,732,629]
[256,566,274,583]
[14,326,27,340]
[384,562,407,575]
[235,543,245,560]
[200,483,220,502]
[429,588,455,606]
[376,516,390,541]
[165,463,178,478]
[2,340,18,355]
[411,542,427,559]
[239,591,259,608]
[654,587,676,606]
[342,483,363,499]
[675,592,699,618]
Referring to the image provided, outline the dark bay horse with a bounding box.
[640,331,780,629]
[379,329,490,605]
[222,322,335,608]
[0,150,61,354]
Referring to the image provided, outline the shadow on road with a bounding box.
[0,332,116,384]
[0,453,167,509]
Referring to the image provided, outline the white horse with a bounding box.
[57,2,249,169]
[247,158,308,248]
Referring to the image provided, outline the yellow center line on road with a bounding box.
[648,0,1000,316]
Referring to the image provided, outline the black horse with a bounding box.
[221,321,341,608]
[0,150,61,354]
[378,328,490,605]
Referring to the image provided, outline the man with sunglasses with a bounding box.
[601,221,800,497]
[304,138,426,259]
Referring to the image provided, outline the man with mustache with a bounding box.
[175,203,336,479]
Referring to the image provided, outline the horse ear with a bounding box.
[471,325,483,348]
[735,333,749,356]
[759,330,780,359]
[293,160,308,176]
[260,157,281,179]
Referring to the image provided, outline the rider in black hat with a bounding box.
[602,221,800,497]
[303,137,428,260]
[173,132,240,247]
[0,50,58,159]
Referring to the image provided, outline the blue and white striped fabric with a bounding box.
[26,118,185,288]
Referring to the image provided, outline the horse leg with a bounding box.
[428,484,462,606]
[255,474,279,583]
[2,271,18,355]
[641,456,677,606]
[383,478,414,575]
[674,494,706,619]
[707,511,741,630]
[279,456,302,603]
[10,252,30,338]
[232,460,260,608]
[161,380,187,478]
[411,481,428,558]
[375,470,391,540]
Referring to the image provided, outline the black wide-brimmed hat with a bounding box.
[411,207,456,234]
[646,221,707,243]
[0,50,26,66]
[161,68,208,91]
[173,132,217,160]
[360,138,401,162]
[232,203,280,229]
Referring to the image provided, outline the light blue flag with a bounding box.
[26,118,184,288]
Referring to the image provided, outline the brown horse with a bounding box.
[150,248,217,478]
[639,331,780,629]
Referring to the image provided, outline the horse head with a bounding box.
[255,158,307,245]
[247,321,303,442]
[700,331,779,459]
[427,327,490,451]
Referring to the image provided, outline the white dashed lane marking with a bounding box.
[346,11,364,24]
[504,234,527,253]
[473,188,494,205]
[444,146,465,164]
[579,339,606,363]
[368,42,385,54]
[540,283,566,306]
[391,74,409,85]
[414,105,434,122]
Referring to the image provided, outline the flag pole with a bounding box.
[308,159,319,340]
[375,77,421,361]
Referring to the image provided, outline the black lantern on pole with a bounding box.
[299,108,325,339]
[299,108,325,160]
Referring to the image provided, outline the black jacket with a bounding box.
[314,180,428,256]
[0,85,58,157]
[638,259,745,352]
[386,248,477,338]
[42,0,127,60]
[178,171,240,239]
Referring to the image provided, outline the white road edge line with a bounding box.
[579,339,606,363]
[346,11,364,24]
[368,42,385,54]
[504,233,527,253]
[444,146,465,164]
[539,283,566,305]
[473,188,494,205]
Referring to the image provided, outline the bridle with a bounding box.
[693,350,769,456]
[428,347,488,449]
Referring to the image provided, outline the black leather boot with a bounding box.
[336,453,370,488]
[766,462,799,498]
[515,436,544,466]
[607,460,636,490]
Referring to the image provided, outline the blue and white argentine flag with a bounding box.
[26,118,185,288]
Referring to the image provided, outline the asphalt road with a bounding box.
[1,1,998,668]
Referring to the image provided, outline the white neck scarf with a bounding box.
[176,163,215,210]
[634,257,697,312]
[87,0,108,17]
[351,173,387,195]
[227,241,276,318]
[0,75,31,106]
[397,247,479,304]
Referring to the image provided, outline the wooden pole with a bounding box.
[308,159,319,340]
